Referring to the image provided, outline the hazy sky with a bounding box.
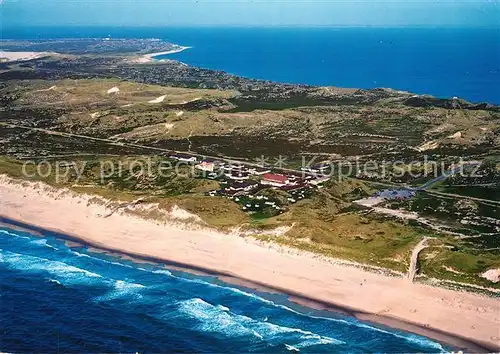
[2,0,499,27]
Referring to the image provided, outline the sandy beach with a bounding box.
[132,46,191,63]
[0,175,498,352]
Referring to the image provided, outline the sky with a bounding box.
[1,0,499,27]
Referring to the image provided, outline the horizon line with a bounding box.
[3,24,500,29]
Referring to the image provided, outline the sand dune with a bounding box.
[148,95,166,104]
[0,51,50,62]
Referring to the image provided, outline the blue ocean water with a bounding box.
[3,26,499,104]
[0,225,449,353]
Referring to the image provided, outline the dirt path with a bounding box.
[408,237,431,281]
[425,190,500,206]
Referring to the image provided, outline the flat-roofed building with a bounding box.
[262,173,290,187]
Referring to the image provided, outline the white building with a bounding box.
[196,161,215,172]
[170,154,197,163]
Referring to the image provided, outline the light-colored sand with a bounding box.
[417,140,440,152]
[448,131,463,139]
[107,87,120,94]
[0,175,499,351]
[482,269,500,283]
[131,46,191,64]
[148,95,166,104]
[34,85,57,92]
[354,196,385,207]
[0,51,50,62]
[181,97,201,104]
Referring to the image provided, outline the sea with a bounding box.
[3,26,500,104]
[0,222,452,353]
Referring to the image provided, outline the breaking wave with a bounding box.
[2,250,102,282]
[176,297,345,348]
[32,238,59,250]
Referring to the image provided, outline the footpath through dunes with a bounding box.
[0,176,499,352]
[407,237,431,282]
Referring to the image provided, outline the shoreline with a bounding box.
[132,46,191,63]
[0,215,495,352]
[1,177,499,352]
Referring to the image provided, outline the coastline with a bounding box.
[132,46,191,63]
[1,176,499,352]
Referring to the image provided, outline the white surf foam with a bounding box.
[295,335,338,349]
[216,305,230,312]
[285,344,300,352]
[0,229,30,239]
[354,322,445,351]
[2,250,102,281]
[176,298,344,346]
[176,298,257,338]
[94,280,146,302]
[167,272,353,326]
[71,250,173,277]
[169,275,442,350]
[32,238,59,250]
[71,250,135,269]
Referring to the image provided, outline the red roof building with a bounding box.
[262,173,290,186]
[263,173,287,183]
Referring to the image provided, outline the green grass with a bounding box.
[419,246,500,288]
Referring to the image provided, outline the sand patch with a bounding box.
[443,266,466,275]
[169,205,203,222]
[448,131,462,139]
[417,140,440,152]
[0,51,50,62]
[481,269,500,283]
[107,87,120,94]
[148,95,167,104]
[181,97,201,104]
[110,123,173,140]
